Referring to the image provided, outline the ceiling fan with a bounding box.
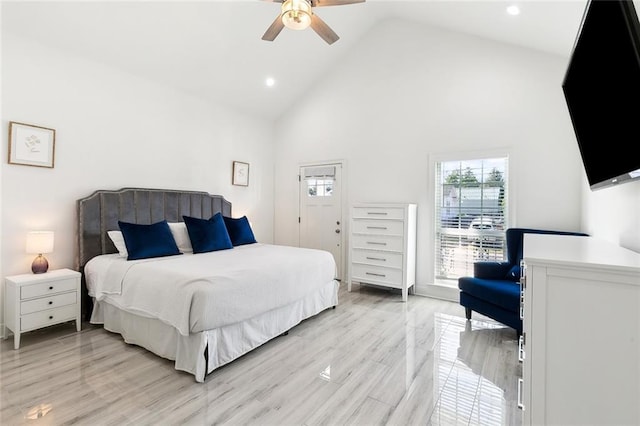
[261,0,366,45]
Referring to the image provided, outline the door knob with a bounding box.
[335,229,341,234]
[336,221,341,225]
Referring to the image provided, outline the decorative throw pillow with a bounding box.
[506,264,521,281]
[183,213,233,253]
[118,220,182,261]
[107,230,128,257]
[223,215,257,246]
[168,222,193,253]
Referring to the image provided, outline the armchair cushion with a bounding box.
[458,277,521,312]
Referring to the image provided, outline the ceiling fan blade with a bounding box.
[310,14,339,45]
[312,0,365,7]
[262,15,285,41]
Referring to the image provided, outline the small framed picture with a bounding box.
[232,161,249,186]
[8,121,56,168]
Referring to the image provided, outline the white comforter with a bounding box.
[84,243,337,336]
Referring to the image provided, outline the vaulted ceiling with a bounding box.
[2,1,588,120]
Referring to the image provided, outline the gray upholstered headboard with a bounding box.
[76,187,232,270]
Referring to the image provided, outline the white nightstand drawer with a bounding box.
[351,250,403,268]
[351,234,403,252]
[21,278,77,300]
[20,292,77,315]
[352,206,404,220]
[352,219,404,236]
[5,268,81,349]
[351,264,402,287]
[20,304,77,332]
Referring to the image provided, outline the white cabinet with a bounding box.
[4,268,81,349]
[520,234,640,425]
[348,203,417,302]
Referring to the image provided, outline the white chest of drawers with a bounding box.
[520,234,640,425]
[4,268,82,349]
[348,203,417,301]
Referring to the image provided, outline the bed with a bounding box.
[77,187,339,382]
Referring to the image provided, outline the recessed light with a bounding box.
[265,77,276,87]
[507,5,520,16]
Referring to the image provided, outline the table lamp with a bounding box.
[26,231,54,274]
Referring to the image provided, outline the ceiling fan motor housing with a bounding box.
[282,0,313,30]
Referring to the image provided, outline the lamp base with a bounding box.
[32,255,49,274]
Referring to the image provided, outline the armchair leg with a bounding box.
[465,307,472,320]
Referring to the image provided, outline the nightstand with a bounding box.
[4,268,81,349]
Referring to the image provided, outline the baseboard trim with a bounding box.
[415,284,459,303]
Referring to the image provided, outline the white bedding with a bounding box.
[85,243,337,336]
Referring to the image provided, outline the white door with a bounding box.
[299,163,343,280]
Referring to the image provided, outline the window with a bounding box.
[306,178,333,197]
[434,157,508,285]
[304,166,335,197]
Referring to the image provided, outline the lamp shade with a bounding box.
[26,231,54,254]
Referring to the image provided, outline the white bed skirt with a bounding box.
[90,280,339,382]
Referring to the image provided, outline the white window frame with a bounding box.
[425,148,514,301]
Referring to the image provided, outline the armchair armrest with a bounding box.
[474,261,513,280]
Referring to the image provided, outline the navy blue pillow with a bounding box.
[183,213,233,253]
[118,220,181,261]
[506,264,521,281]
[223,215,257,246]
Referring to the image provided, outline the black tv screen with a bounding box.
[562,0,640,190]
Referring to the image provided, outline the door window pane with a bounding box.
[307,178,334,197]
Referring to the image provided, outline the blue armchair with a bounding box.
[458,228,588,335]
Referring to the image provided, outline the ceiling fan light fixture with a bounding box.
[281,0,312,31]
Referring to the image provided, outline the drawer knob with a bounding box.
[49,315,53,320]
[48,301,53,305]
[49,286,54,290]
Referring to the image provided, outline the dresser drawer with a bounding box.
[351,234,403,252]
[20,278,77,300]
[351,264,402,287]
[352,206,404,220]
[352,249,403,268]
[20,291,77,315]
[20,304,77,332]
[352,219,404,236]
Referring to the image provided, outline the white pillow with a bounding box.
[168,222,193,253]
[107,230,128,257]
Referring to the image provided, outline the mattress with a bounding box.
[84,243,339,381]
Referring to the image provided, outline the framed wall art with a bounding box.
[8,121,56,168]
[232,161,249,186]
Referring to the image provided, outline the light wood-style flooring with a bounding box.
[1,283,522,425]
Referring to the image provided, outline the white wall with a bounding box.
[273,19,585,296]
[582,180,640,253]
[1,34,275,331]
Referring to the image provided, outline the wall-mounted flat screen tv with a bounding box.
[562,0,640,190]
